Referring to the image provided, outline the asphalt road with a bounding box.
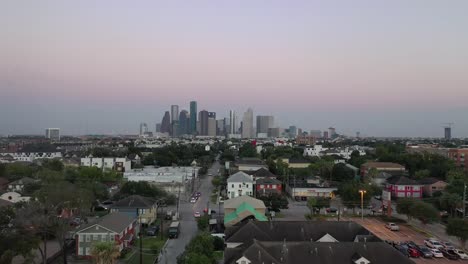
[158,161,219,264]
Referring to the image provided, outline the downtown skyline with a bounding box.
[1,1,468,137]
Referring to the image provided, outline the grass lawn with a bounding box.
[127,236,168,264]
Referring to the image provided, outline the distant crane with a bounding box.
[442,122,454,140]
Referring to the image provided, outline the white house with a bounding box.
[227,171,254,198]
[80,156,131,172]
[303,145,328,157]
[0,192,31,203]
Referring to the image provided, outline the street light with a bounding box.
[359,189,366,221]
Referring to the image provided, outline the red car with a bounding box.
[408,248,421,258]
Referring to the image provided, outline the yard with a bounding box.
[125,236,168,264]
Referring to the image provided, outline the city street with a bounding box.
[158,160,219,264]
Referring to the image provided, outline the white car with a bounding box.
[194,211,201,218]
[424,239,444,249]
[385,223,399,231]
[430,248,444,258]
[453,249,468,260]
[190,197,197,203]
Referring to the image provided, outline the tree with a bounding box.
[331,163,355,182]
[212,237,224,251]
[307,197,317,215]
[197,215,209,231]
[91,241,120,264]
[439,192,462,217]
[409,201,439,224]
[238,142,257,158]
[41,159,64,171]
[446,218,468,249]
[414,169,430,180]
[367,168,379,179]
[396,198,415,219]
[316,160,334,182]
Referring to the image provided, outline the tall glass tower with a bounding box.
[189,101,197,134]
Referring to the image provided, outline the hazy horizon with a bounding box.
[1,1,467,137]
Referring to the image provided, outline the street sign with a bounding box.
[382,190,391,202]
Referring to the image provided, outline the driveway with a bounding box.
[158,161,219,264]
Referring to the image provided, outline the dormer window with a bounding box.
[236,256,251,264]
[354,257,370,264]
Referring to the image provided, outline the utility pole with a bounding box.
[463,183,467,217]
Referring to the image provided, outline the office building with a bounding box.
[229,110,237,134]
[444,127,452,140]
[216,119,225,136]
[329,127,336,138]
[288,126,297,138]
[323,131,329,139]
[208,117,216,137]
[199,110,209,136]
[139,123,148,136]
[256,115,274,135]
[45,128,60,141]
[310,130,322,138]
[160,111,171,134]
[171,121,179,137]
[178,110,190,135]
[155,123,161,133]
[189,101,197,134]
[242,108,254,138]
[170,105,179,123]
[268,127,280,138]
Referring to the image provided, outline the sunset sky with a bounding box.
[1,1,467,137]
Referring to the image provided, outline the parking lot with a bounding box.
[345,217,465,264]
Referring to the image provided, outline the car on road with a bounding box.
[385,223,399,231]
[453,249,468,260]
[407,248,421,258]
[195,192,201,197]
[415,246,433,258]
[440,249,460,260]
[194,211,201,218]
[374,195,382,200]
[326,207,338,213]
[190,197,197,203]
[424,239,444,249]
[430,248,443,258]
[146,226,159,236]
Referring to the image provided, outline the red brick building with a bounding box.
[255,177,282,196]
[386,176,423,199]
[448,149,468,171]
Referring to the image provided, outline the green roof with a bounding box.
[224,202,268,225]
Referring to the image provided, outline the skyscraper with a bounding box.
[256,115,274,135]
[208,117,216,137]
[45,128,60,141]
[160,111,171,134]
[329,127,336,138]
[179,110,190,135]
[288,125,297,138]
[171,105,179,123]
[190,101,197,134]
[242,108,254,138]
[156,123,161,133]
[229,110,237,134]
[444,127,451,140]
[139,122,148,136]
[216,119,225,136]
[199,110,209,135]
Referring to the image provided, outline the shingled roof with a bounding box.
[386,176,422,186]
[112,195,156,209]
[77,212,136,233]
[224,240,415,264]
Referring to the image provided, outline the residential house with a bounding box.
[372,172,393,188]
[286,180,337,201]
[110,195,158,225]
[360,162,405,178]
[236,158,267,171]
[75,212,138,258]
[224,195,267,227]
[227,172,254,198]
[386,176,423,198]
[224,221,413,264]
[244,168,277,181]
[419,177,447,197]
[0,152,62,162]
[80,156,131,172]
[7,177,37,193]
[255,177,282,196]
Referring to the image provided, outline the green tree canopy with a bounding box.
[409,201,439,224]
[446,218,468,249]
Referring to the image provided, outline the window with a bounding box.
[239,184,241,188]
[101,235,107,242]
[241,261,246,264]
[85,247,90,255]
[93,234,98,240]
[85,235,90,242]
[110,235,115,241]
[246,184,249,188]
[271,184,276,189]
[232,184,234,188]
[260,185,264,189]
[78,247,83,255]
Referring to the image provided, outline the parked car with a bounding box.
[326,207,338,213]
[190,197,197,203]
[194,211,201,218]
[424,239,444,249]
[416,246,433,258]
[374,195,382,200]
[385,223,399,231]
[407,248,421,258]
[195,192,201,197]
[440,249,460,260]
[453,249,468,260]
[430,248,444,258]
[146,226,159,236]
[441,241,455,250]
[395,245,410,257]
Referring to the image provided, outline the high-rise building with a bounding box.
[156,123,161,133]
[199,110,209,135]
[45,128,60,141]
[444,127,451,140]
[171,121,179,137]
[171,105,179,123]
[160,111,171,133]
[208,117,216,137]
[323,131,329,139]
[242,108,254,138]
[310,130,322,138]
[139,123,148,136]
[216,119,225,136]
[179,110,190,135]
[256,115,274,135]
[189,101,197,135]
[229,110,237,134]
[268,127,280,138]
[288,126,297,138]
[329,127,336,138]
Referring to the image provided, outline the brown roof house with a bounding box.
[419,178,447,197]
